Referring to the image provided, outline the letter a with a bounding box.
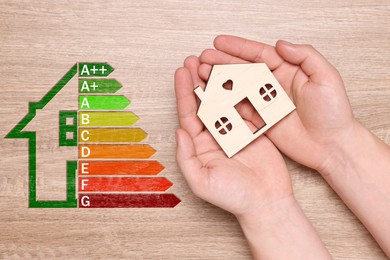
[81,97,90,109]
[80,81,90,92]
[80,65,90,76]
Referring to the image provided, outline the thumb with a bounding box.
[275,40,341,85]
[176,128,208,196]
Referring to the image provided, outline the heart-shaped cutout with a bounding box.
[222,79,233,91]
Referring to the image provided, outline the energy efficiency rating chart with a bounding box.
[6,63,181,208]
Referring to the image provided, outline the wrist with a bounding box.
[236,195,298,231]
[318,119,390,186]
[317,119,366,178]
[315,121,390,257]
[236,195,331,259]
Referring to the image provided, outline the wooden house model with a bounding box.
[194,63,295,157]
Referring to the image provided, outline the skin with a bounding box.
[175,35,390,258]
[174,46,331,258]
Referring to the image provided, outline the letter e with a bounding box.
[81,162,89,174]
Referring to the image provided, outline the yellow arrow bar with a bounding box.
[79,128,147,143]
[79,112,139,127]
[79,111,139,127]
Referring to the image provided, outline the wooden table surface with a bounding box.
[1,0,389,259]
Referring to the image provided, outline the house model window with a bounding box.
[194,63,296,158]
[215,117,233,135]
[260,84,277,101]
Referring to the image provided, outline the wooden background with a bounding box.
[1,0,389,259]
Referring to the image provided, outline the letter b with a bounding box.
[82,113,90,125]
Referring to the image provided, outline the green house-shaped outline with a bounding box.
[6,64,78,208]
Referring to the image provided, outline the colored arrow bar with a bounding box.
[79,144,156,159]
[79,177,173,192]
[79,112,139,127]
[79,96,130,110]
[79,63,114,77]
[78,161,164,175]
[79,194,181,208]
[79,128,147,143]
[79,79,122,93]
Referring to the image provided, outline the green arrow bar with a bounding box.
[78,63,114,77]
[79,96,131,110]
[79,79,122,93]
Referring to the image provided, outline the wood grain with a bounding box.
[0,0,389,259]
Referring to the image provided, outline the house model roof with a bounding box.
[194,63,295,158]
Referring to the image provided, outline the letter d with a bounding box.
[81,146,91,158]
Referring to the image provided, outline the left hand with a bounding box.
[175,55,293,217]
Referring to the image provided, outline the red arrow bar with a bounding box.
[79,177,172,192]
[79,194,181,208]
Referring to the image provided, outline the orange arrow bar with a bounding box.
[78,177,172,192]
[78,161,164,175]
[78,144,155,159]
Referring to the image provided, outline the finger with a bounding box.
[198,64,212,81]
[234,99,266,129]
[184,56,204,88]
[199,49,247,65]
[265,112,323,170]
[198,49,247,81]
[176,128,209,196]
[213,35,285,70]
[275,40,341,85]
[174,67,204,137]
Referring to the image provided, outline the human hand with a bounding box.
[175,54,332,260]
[199,35,358,174]
[174,55,293,217]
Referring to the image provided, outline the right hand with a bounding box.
[199,35,358,174]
